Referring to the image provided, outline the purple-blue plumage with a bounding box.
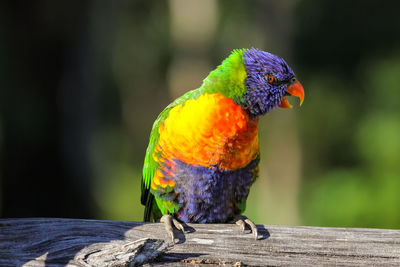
[243,48,295,117]
[155,158,259,223]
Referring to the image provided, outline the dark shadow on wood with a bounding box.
[182,222,196,233]
[173,227,187,245]
[41,220,135,266]
[0,219,150,267]
[173,222,196,244]
[257,224,271,240]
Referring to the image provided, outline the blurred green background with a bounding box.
[1,0,400,229]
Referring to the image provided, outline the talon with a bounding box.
[172,218,185,232]
[244,218,259,240]
[234,215,259,240]
[235,219,246,233]
[160,214,184,243]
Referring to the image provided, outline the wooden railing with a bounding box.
[1,218,399,266]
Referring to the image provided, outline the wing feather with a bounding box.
[141,88,203,221]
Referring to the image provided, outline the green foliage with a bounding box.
[302,169,370,227]
[97,163,143,221]
[300,52,400,229]
[357,114,400,171]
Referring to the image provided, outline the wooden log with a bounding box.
[0,218,399,266]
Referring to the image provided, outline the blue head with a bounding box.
[242,48,304,118]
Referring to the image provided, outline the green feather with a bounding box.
[202,49,248,102]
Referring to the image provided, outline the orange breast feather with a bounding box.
[154,93,259,171]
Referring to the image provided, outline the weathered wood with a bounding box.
[0,218,399,266]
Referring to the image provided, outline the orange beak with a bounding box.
[279,79,305,108]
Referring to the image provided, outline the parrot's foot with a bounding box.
[234,215,259,240]
[160,214,185,243]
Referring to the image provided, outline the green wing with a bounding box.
[141,88,203,221]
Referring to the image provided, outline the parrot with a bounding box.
[141,48,304,242]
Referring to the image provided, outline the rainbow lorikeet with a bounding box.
[141,48,304,242]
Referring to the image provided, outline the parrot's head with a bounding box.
[242,48,304,118]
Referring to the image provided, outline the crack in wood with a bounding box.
[180,258,242,265]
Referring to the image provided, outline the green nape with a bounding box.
[201,49,248,104]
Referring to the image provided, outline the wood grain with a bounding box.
[0,218,399,266]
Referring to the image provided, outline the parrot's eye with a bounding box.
[266,74,275,84]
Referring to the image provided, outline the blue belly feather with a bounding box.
[158,158,259,223]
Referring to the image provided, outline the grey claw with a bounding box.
[235,219,246,233]
[234,216,259,240]
[244,218,259,240]
[160,214,184,243]
[172,218,185,232]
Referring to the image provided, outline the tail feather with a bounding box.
[143,193,154,222]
